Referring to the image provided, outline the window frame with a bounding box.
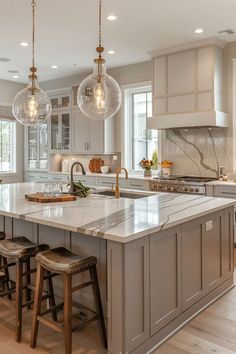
[122,81,161,172]
[0,118,16,175]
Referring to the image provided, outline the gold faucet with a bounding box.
[113,167,128,198]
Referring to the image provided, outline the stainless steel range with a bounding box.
[149,176,217,195]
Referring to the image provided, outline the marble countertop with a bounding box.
[45,171,155,181]
[206,180,236,186]
[0,183,235,243]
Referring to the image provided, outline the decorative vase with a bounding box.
[144,169,152,177]
[89,158,104,173]
[162,167,171,177]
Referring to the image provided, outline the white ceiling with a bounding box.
[1,0,236,83]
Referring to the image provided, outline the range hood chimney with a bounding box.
[148,38,228,130]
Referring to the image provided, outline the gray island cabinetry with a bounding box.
[108,208,233,354]
[0,183,234,354]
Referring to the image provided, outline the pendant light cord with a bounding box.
[32,0,36,68]
[98,0,102,56]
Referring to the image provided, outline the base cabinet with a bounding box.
[204,211,224,293]
[150,227,182,334]
[182,218,204,310]
[107,207,234,354]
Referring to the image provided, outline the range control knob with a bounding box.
[195,188,199,193]
[189,187,194,192]
[184,187,189,192]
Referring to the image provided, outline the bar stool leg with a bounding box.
[89,265,107,349]
[15,260,23,342]
[30,263,45,348]
[64,274,72,354]
[3,257,12,300]
[46,271,57,322]
[26,258,31,309]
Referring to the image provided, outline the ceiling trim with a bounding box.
[149,37,226,58]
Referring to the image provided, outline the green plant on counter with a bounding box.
[152,148,158,170]
[73,181,91,198]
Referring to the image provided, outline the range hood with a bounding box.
[148,38,228,130]
[148,111,228,130]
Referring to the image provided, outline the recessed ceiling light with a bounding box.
[12,75,19,79]
[0,57,10,62]
[108,50,115,55]
[107,15,117,21]
[194,28,204,34]
[20,42,29,47]
[51,65,58,69]
[8,70,19,73]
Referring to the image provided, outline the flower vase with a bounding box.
[144,169,152,177]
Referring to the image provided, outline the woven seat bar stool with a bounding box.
[0,236,57,342]
[31,247,107,354]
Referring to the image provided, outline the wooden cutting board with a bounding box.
[25,193,76,203]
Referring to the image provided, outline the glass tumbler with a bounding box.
[44,183,52,197]
[53,183,62,197]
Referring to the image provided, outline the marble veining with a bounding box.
[164,128,233,177]
[0,183,235,243]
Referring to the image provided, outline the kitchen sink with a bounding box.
[97,190,151,199]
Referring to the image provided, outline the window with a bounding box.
[0,119,16,173]
[124,84,158,171]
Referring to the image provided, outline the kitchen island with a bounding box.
[0,183,235,354]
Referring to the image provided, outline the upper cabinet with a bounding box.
[149,38,227,129]
[71,85,116,154]
[46,86,117,154]
[48,88,72,153]
[24,124,48,171]
[49,111,71,152]
[72,107,116,154]
[50,92,71,110]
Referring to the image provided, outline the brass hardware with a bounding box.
[115,167,128,198]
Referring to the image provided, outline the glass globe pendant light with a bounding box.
[12,0,52,126]
[77,0,121,120]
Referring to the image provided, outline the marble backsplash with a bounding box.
[161,128,233,177]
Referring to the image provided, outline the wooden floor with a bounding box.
[0,252,236,354]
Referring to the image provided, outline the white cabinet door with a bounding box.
[73,110,109,154]
[73,109,90,153]
[50,111,71,153]
[25,124,48,171]
[89,120,104,153]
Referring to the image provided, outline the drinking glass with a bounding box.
[53,183,62,197]
[44,183,52,197]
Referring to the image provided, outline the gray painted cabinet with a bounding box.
[182,218,204,310]
[107,207,234,353]
[150,226,182,334]
[0,207,234,354]
[204,210,224,293]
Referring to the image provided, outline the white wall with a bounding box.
[0,79,24,183]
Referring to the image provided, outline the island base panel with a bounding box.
[107,207,234,354]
